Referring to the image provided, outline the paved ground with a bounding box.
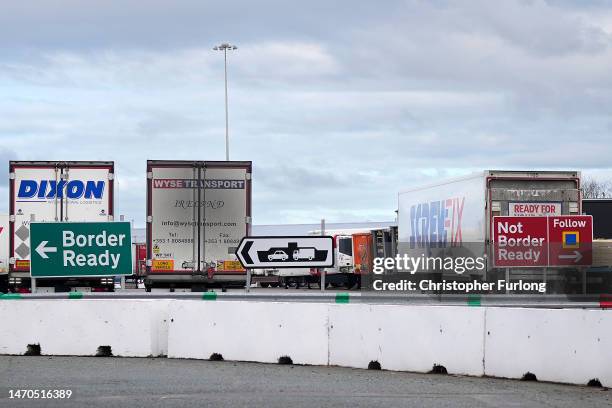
[0,356,609,408]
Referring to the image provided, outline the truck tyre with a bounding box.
[0,276,8,294]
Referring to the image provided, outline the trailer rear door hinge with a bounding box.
[245,216,252,224]
[9,172,15,179]
[108,173,114,180]
[147,172,153,179]
[9,215,15,222]
[245,173,251,180]
[147,215,153,223]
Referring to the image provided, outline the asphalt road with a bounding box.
[0,356,609,408]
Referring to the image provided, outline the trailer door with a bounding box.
[61,165,112,222]
[201,164,249,273]
[11,165,61,271]
[149,164,200,273]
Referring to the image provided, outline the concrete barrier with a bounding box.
[484,307,612,387]
[1,297,610,387]
[167,300,329,365]
[328,304,486,376]
[0,300,169,357]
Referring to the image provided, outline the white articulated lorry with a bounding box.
[272,226,397,289]
[8,161,116,292]
[397,170,582,289]
[145,160,252,291]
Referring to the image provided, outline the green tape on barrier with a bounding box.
[0,293,23,300]
[467,295,481,307]
[335,293,350,304]
[69,292,84,299]
[202,291,217,301]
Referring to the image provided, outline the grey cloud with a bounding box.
[1,1,611,225]
[0,148,17,187]
[0,1,396,52]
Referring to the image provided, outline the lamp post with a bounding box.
[213,43,237,161]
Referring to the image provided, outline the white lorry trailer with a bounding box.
[145,160,252,291]
[8,161,116,292]
[397,170,582,289]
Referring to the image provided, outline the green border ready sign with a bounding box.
[30,222,132,278]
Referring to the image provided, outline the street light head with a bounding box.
[214,42,238,51]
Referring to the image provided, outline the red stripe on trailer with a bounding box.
[600,295,612,309]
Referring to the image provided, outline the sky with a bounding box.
[1,0,612,226]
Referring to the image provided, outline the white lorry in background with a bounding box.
[397,170,581,289]
[272,227,397,289]
[145,160,252,291]
[8,161,116,292]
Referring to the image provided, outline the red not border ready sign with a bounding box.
[493,215,592,268]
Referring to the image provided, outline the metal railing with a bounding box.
[1,291,610,309]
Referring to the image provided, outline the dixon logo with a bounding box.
[17,180,105,200]
[409,197,464,248]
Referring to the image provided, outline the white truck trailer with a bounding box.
[397,170,582,289]
[8,161,116,292]
[145,160,252,291]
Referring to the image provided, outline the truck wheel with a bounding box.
[347,275,358,290]
[0,276,8,294]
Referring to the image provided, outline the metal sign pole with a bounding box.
[505,268,510,294]
[320,218,326,292]
[246,268,251,293]
[30,213,36,293]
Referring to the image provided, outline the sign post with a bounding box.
[30,222,132,278]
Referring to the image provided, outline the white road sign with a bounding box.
[236,236,334,268]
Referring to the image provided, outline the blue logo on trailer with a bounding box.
[409,197,465,249]
[17,180,105,200]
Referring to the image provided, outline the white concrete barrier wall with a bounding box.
[328,304,486,376]
[484,308,612,387]
[167,301,329,365]
[1,298,610,387]
[0,300,169,357]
